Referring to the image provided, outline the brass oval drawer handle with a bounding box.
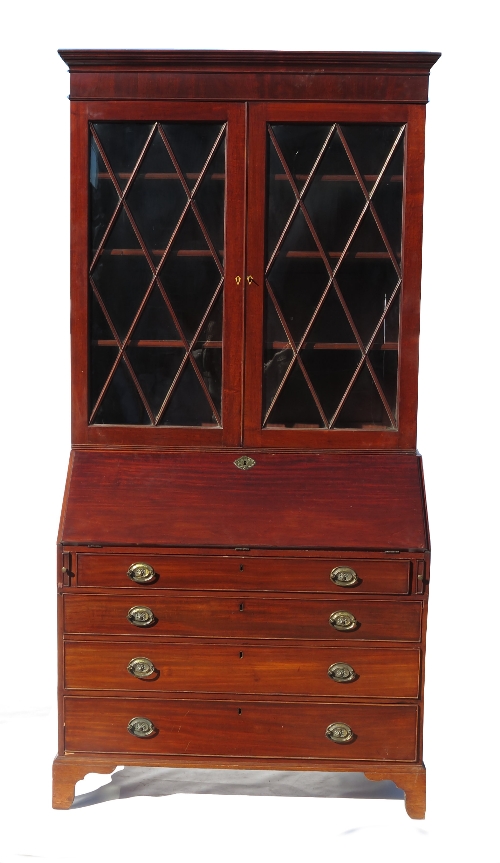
[325,722,353,743]
[127,657,156,678]
[127,562,156,584]
[329,610,358,631]
[330,566,359,587]
[328,662,356,683]
[127,716,156,738]
[127,605,155,627]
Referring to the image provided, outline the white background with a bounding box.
[0,2,498,860]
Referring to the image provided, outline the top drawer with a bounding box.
[75,554,411,594]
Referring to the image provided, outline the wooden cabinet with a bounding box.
[54,50,439,818]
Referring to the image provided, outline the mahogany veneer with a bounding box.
[63,592,423,641]
[55,49,438,818]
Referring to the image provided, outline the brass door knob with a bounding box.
[325,722,353,743]
[330,566,359,587]
[127,562,156,584]
[329,610,358,631]
[328,662,356,683]
[127,657,156,678]
[127,606,155,627]
[127,717,156,738]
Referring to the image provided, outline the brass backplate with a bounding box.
[234,456,256,470]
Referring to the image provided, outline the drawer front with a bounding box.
[64,697,418,762]
[64,595,422,642]
[64,641,421,697]
[76,554,411,594]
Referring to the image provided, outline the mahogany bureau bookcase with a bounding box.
[54,50,439,818]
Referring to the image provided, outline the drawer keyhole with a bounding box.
[239,603,244,611]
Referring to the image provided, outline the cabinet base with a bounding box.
[52,755,425,818]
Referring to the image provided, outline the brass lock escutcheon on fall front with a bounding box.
[234,456,256,470]
[329,610,358,631]
[127,562,156,584]
[127,717,156,738]
[127,657,156,678]
[328,662,356,683]
[325,722,354,743]
[330,566,359,587]
[127,606,155,627]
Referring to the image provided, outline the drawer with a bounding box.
[63,594,422,642]
[76,554,411,594]
[64,641,421,698]
[64,697,418,762]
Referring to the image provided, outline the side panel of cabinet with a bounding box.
[244,102,426,450]
[70,100,246,448]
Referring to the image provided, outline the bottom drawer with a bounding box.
[64,698,418,762]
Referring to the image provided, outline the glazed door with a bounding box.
[72,102,245,447]
[244,102,425,450]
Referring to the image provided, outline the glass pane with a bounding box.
[266,362,323,428]
[302,129,366,255]
[89,122,226,427]
[266,137,297,258]
[133,284,180,342]
[333,364,392,429]
[264,293,290,349]
[89,136,119,253]
[270,124,331,193]
[301,348,362,421]
[158,207,221,343]
[92,123,154,190]
[263,122,405,431]
[192,347,222,417]
[307,287,358,346]
[267,209,329,345]
[370,134,405,258]
[197,291,223,344]
[339,124,403,191]
[91,209,152,342]
[90,344,117,412]
[126,130,186,256]
[160,361,219,426]
[93,358,151,425]
[368,347,398,416]
[161,123,223,190]
[125,346,184,416]
[90,292,114,342]
[263,347,293,417]
[335,255,400,347]
[195,135,226,259]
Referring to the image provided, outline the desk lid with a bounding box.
[59,450,429,551]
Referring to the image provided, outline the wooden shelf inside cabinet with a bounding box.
[98,172,226,180]
[285,251,400,260]
[93,340,223,348]
[55,48,438,818]
[275,173,404,182]
[97,249,224,257]
[267,342,398,351]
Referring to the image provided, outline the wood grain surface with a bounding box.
[76,553,411,593]
[59,451,429,550]
[59,51,439,105]
[64,641,421,698]
[63,593,423,641]
[64,697,418,761]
